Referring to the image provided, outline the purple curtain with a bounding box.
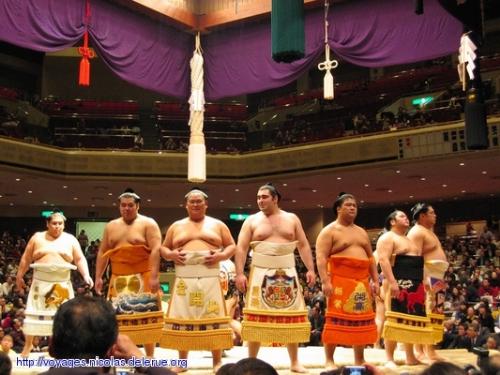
[0,0,462,101]
[326,0,462,66]
[0,0,192,99]
[89,1,191,99]
[203,20,324,101]
[203,0,462,99]
[0,0,84,50]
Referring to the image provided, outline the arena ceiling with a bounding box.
[110,0,327,32]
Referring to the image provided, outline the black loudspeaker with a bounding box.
[415,0,424,15]
[438,0,482,36]
[465,89,488,150]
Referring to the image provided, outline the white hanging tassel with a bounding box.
[324,70,334,100]
[317,0,338,100]
[188,33,206,183]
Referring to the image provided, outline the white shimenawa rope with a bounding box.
[317,0,338,100]
[188,33,206,183]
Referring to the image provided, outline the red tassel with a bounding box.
[78,41,94,87]
[79,56,90,86]
[78,0,93,87]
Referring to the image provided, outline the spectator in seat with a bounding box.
[451,323,470,349]
[485,333,500,350]
[467,321,488,349]
[308,303,325,346]
[479,279,497,299]
[133,133,144,151]
[477,302,496,333]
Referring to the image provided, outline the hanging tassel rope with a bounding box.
[188,33,206,183]
[317,0,338,100]
[78,0,95,86]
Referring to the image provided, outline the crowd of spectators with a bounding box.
[2,54,499,154]
[157,118,246,153]
[264,91,477,150]
[436,229,500,351]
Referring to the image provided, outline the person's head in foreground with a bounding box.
[49,296,118,360]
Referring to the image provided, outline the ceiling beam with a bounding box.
[126,0,322,32]
[117,0,198,31]
[198,0,274,31]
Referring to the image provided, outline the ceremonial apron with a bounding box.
[242,241,310,344]
[24,263,76,336]
[160,251,233,351]
[382,255,434,345]
[104,245,163,345]
[322,256,377,346]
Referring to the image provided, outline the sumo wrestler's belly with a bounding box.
[182,239,219,252]
[33,252,72,264]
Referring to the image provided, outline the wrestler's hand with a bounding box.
[389,281,399,298]
[15,276,26,296]
[371,281,380,299]
[321,279,333,298]
[235,273,247,293]
[110,334,144,359]
[82,275,94,289]
[94,277,103,296]
[306,270,316,288]
[204,250,222,266]
[149,275,159,293]
[163,248,186,265]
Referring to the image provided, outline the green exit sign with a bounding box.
[160,282,170,294]
[412,96,434,106]
[41,210,64,218]
[229,213,250,221]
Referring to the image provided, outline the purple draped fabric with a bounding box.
[0,0,192,99]
[89,1,191,99]
[203,0,462,99]
[0,0,84,50]
[0,0,462,100]
[326,0,462,66]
